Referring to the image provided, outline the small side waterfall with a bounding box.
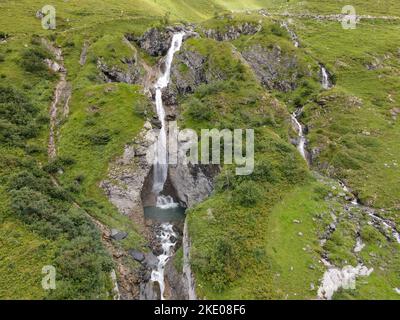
[280,21,299,48]
[153,32,185,194]
[320,65,331,89]
[291,110,307,162]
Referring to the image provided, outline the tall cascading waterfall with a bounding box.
[149,32,185,300]
[152,32,185,195]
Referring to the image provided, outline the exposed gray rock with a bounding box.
[143,252,159,269]
[242,44,304,92]
[133,28,173,57]
[35,10,44,19]
[97,57,140,84]
[169,163,219,208]
[128,26,198,58]
[169,50,207,96]
[129,250,145,262]
[101,121,157,233]
[140,279,161,300]
[164,255,188,300]
[111,229,128,241]
[203,22,262,41]
[79,41,89,66]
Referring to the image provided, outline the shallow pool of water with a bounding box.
[144,205,186,223]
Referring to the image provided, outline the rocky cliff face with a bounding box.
[101,121,156,234]
[130,26,197,57]
[132,28,173,57]
[168,163,219,208]
[242,44,304,92]
[203,22,262,41]
[97,57,141,84]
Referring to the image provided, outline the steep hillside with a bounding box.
[0,1,399,300]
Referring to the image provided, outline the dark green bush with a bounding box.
[0,32,9,40]
[235,180,263,207]
[20,46,51,75]
[0,86,42,145]
[185,97,215,121]
[270,24,284,37]
[85,129,112,145]
[7,161,113,299]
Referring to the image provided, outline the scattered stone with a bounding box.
[111,229,128,241]
[35,10,44,19]
[293,219,301,224]
[390,107,400,120]
[298,232,303,237]
[128,250,145,262]
[144,252,159,269]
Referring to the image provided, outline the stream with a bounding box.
[291,66,400,299]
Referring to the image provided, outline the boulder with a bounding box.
[129,250,145,262]
[111,229,128,241]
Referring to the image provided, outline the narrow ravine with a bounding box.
[146,32,185,300]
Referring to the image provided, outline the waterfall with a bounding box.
[152,32,185,194]
[321,65,331,89]
[280,21,299,48]
[156,195,179,209]
[149,32,185,300]
[291,111,307,161]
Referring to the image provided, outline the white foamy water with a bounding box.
[318,264,373,300]
[291,112,307,161]
[152,32,185,194]
[156,195,179,209]
[354,237,365,253]
[367,212,400,244]
[150,223,178,300]
[321,65,331,89]
[150,32,185,300]
[280,21,299,47]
